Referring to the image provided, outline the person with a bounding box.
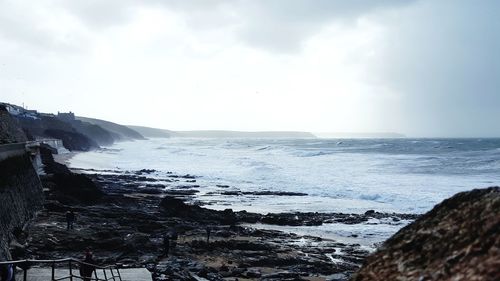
[205,226,211,244]
[162,233,170,257]
[0,264,14,281]
[66,210,76,230]
[170,229,178,250]
[79,248,95,281]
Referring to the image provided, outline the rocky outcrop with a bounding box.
[160,197,237,225]
[15,113,99,151]
[352,187,500,281]
[28,167,373,280]
[5,102,140,149]
[40,146,103,204]
[44,129,98,151]
[0,154,44,260]
[69,120,115,146]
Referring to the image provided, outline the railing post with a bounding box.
[52,261,55,280]
[110,268,116,281]
[116,268,123,281]
[0,258,124,281]
[69,260,73,281]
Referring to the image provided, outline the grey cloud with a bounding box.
[374,0,500,137]
[162,0,418,52]
[60,0,139,29]
[0,0,417,54]
[0,1,87,53]
[59,0,417,52]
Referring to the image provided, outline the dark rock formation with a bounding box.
[40,146,104,204]
[0,154,44,260]
[44,129,98,151]
[49,173,104,204]
[69,120,115,146]
[14,112,99,151]
[28,166,410,280]
[0,105,27,144]
[160,197,237,225]
[352,187,500,281]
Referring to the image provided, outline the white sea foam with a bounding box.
[69,138,500,215]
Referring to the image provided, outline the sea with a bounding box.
[68,138,500,247]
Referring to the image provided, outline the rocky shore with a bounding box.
[23,157,418,281]
[352,186,500,281]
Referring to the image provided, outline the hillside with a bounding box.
[315,132,406,138]
[14,113,99,151]
[2,103,134,150]
[127,125,173,138]
[126,126,317,139]
[173,130,316,138]
[70,119,115,146]
[77,116,145,140]
[352,187,500,281]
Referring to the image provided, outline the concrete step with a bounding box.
[14,267,152,281]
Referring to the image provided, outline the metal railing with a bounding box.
[0,258,123,281]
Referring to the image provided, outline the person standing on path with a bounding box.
[80,248,95,281]
[206,226,211,244]
[66,210,76,230]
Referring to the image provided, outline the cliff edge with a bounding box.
[0,105,27,144]
[352,187,500,281]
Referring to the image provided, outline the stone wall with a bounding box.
[0,154,44,260]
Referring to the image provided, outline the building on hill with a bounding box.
[57,111,75,122]
[0,102,39,119]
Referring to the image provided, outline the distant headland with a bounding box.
[1,101,406,151]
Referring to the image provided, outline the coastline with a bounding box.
[62,142,418,245]
[28,138,499,280]
[27,144,420,280]
[53,151,77,166]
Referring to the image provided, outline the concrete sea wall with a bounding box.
[0,154,44,260]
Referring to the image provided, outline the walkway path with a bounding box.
[14,267,152,281]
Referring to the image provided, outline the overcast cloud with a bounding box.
[0,0,498,137]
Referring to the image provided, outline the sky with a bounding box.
[0,0,499,137]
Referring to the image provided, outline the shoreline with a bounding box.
[27,153,419,280]
[56,145,418,247]
[53,151,77,166]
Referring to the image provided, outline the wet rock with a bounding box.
[262,213,323,226]
[47,173,103,204]
[243,191,308,196]
[159,197,237,225]
[136,169,156,175]
[364,210,375,216]
[352,187,500,281]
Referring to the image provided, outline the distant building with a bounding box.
[1,102,39,119]
[57,111,75,122]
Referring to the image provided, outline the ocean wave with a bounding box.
[359,193,384,202]
[295,150,336,157]
[256,146,272,151]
